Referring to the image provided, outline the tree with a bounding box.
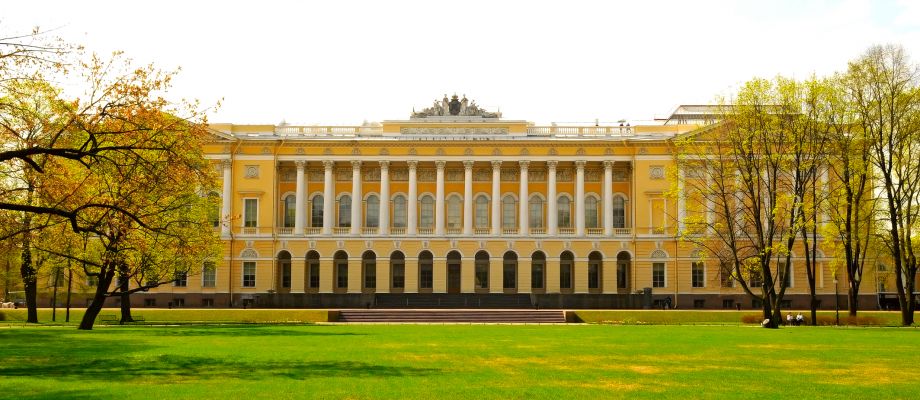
[847,45,920,326]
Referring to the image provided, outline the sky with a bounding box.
[4,0,920,125]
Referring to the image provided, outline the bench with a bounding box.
[99,314,117,324]
[130,316,146,324]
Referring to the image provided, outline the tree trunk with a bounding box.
[119,273,133,324]
[847,283,859,317]
[78,267,115,330]
[20,220,38,324]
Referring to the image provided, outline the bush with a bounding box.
[740,313,886,326]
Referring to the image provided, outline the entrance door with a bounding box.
[447,263,461,294]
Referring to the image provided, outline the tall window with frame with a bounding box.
[529,196,544,228]
[585,196,599,228]
[720,261,734,288]
[531,253,545,290]
[475,195,489,228]
[502,195,516,229]
[560,252,574,290]
[311,195,324,227]
[612,196,626,228]
[691,262,705,288]
[242,261,256,287]
[393,195,407,228]
[419,252,433,289]
[202,262,216,288]
[174,271,187,287]
[243,198,258,228]
[308,253,320,289]
[779,260,791,288]
[588,253,602,290]
[365,195,380,228]
[503,252,517,290]
[420,195,434,228]
[338,195,352,227]
[335,254,348,289]
[447,195,462,228]
[283,195,296,227]
[391,252,405,289]
[557,196,571,228]
[652,262,665,288]
[363,252,376,289]
[475,252,490,289]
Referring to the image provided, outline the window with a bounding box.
[558,196,571,228]
[560,252,574,290]
[722,299,735,309]
[173,298,185,308]
[531,253,545,289]
[244,198,258,228]
[588,253,602,290]
[721,262,734,288]
[144,298,156,307]
[475,252,490,289]
[420,195,434,228]
[311,195,324,227]
[502,195,516,228]
[242,262,256,287]
[338,195,351,227]
[692,262,705,288]
[617,261,628,289]
[391,253,405,289]
[503,253,517,289]
[283,195,296,227]
[393,195,407,228]
[529,196,544,228]
[335,254,348,289]
[202,262,216,288]
[447,195,462,228]
[612,196,626,228]
[281,261,291,288]
[366,195,379,228]
[363,252,376,289]
[419,252,433,289]
[779,260,791,288]
[475,195,489,228]
[174,272,187,287]
[652,262,665,288]
[693,299,706,309]
[202,298,214,307]
[749,270,763,288]
[307,253,320,289]
[585,196,599,228]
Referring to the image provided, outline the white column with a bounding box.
[407,161,418,235]
[491,160,502,235]
[379,161,390,235]
[519,160,529,235]
[603,160,613,236]
[435,160,446,236]
[463,160,474,235]
[220,159,232,237]
[322,160,334,235]
[350,160,362,235]
[546,160,558,236]
[677,166,686,233]
[294,160,306,235]
[575,160,586,236]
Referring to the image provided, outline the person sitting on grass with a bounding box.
[786,313,793,326]
[796,313,804,326]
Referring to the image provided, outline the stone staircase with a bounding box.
[374,293,534,308]
[336,309,567,323]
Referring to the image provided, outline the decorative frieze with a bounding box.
[400,127,509,135]
[612,169,628,182]
[363,167,381,182]
[279,167,295,182]
[418,169,436,182]
[474,169,491,182]
[501,169,518,181]
[585,169,602,182]
[391,169,409,181]
[309,170,324,182]
[529,169,546,182]
[336,169,351,181]
[447,169,463,182]
[558,169,573,182]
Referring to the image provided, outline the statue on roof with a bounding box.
[411,94,502,118]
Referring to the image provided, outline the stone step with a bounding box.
[337,309,566,323]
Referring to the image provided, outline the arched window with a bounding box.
[366,194,379,228]
[502,195,516,229]
[362,251,376,290]
[393,195,407,228]
[277,251,292,289]
[475,195,489,228]
[420,195,434,228]
[560,251,574,290]
[391,251,405,289]
[419,251,433,290]
[307,251,320,289]
[531,251,546,290]
[447,195,462,228]
[311,195,324,228]
[585,196,599,228]
[558,196,572,228]
[612,196,626,229]
[588,251,603,292]
[334,251,348,290]
[338,195,352,227]
[617,251,631,289]
[475,251,490,290]
[529,195,544,228]
[503,251,517,290]
[283,195,296,228]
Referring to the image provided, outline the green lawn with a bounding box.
[1,325,918,399]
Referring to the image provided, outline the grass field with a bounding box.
[1,324,918,399]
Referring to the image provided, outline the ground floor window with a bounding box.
[419,255,433,289]
[309,261,320,289]
[652,262,665,288]
[560,263,573,289]
[336,261,348,289]
[243,262,256,287]
[531,257,544,289]
[476,260,489,289]
[202,298,214,307]
[691,262,704,288]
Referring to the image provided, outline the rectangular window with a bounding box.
[529,201,543,228]
[311,198,324,228]
[531,260,544,289]
[588,263,600,289]
[779,260,791,288]
[202,298,214,307]
[173,298,185,307]
[447,199,461,228]
[503,262,516,289]
[393,199,407,228]
[722,299,735,309]
[749,270,763,288]
[309,261,320,288]
[392,263,405,289]
[338,197,351,227]
[691,262,705,288]
[366,199,379,228]
[281,262,291,288]
[652,262,665,288]
[336,261,348,289]
[560,263,573,289]
[174,272,187,287]
[144,298,156,307]
[364,260,376,289]
[721,262,734,288]
[419,262,433,289]
[693,299,705,309]
[502,199,516,229]
[244,198,258,228]
[476,263,489,289]
[558,202,571,228]
[617,262,628,289]
[475,200,489,228]
[243,261,256,287]
[202,262,216,288]
[420,199,434,228]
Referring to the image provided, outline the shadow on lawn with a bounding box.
[146,325,367,337]
[0,355,440,381]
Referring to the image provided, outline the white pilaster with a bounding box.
[350,160,362,235]
[435,160,446,236]
[379,161,390,235]
[463,160,474,235]
[519,160,530,235]
[603,160,613,236]
[322,160,334,235]
[220,159,232,237]
[575,160,586,236]
[547,160,558,236]
[407,161,418,235]
[294,160,306,235]
[491,160,502,236]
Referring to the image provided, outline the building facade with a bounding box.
[137,97,884,310]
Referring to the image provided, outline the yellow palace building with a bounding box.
[139,96,883,310]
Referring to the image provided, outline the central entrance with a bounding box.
[447,251,462,294]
